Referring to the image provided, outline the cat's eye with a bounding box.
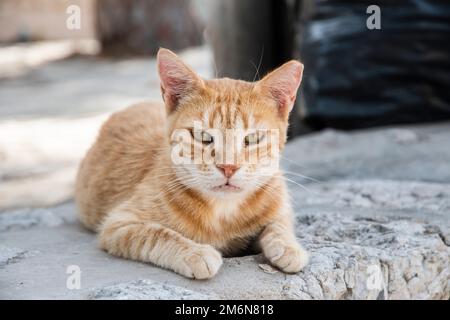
[193,130,214,144]
[244,132,264,146]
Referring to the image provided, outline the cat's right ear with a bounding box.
[157,48,204,113]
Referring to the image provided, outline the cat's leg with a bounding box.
[98,210,222,279]
[259,215,309,273]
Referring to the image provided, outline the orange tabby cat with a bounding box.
[75,48,309,279]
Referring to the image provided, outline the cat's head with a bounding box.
[157,48,303,199]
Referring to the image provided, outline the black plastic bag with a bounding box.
[299,0,450,129]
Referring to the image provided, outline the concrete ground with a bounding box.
[0,44,449,299]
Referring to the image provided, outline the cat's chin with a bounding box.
[211,183,242,193]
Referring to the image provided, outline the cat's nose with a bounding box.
[216,164,240,178]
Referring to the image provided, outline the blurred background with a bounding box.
[1,0,450,210]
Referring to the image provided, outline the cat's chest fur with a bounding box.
[199,205,260,255]
[211,202,262,255]
[212,200,242,223]
[167,195,276,255]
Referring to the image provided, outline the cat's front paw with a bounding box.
[262,239,309,273]
[178,245,223,280]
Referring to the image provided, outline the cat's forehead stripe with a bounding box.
[212,110,222,128]
[200,88,258,129]
[200,104,261,131]
[220,103,228,127]
[240,109,249,129]
[202,109,209,125]
[235,116,245,130]
[246,112,254,129]
[228,103,238,128]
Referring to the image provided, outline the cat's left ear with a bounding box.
[257,60,303,120]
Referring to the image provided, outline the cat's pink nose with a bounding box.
[216,164,240,178]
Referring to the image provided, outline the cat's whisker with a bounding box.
[254,181,298,206]
[155,183,191,202]
[147,172,178,179]
[163,176,197,189]
[282,170,322,183]
[153,176,199,198]
[251,45,264,82]
[160,177,198,203]
[163,181,197,205]
[280,155,307,169]
[150,164,200,175]
[255,173,319,195]
[213,57,219,78]
[281,176,318,195]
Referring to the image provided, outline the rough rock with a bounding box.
[1,122,449,299]
[89,280,215,300]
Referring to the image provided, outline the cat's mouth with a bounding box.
[212,182,242,193]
